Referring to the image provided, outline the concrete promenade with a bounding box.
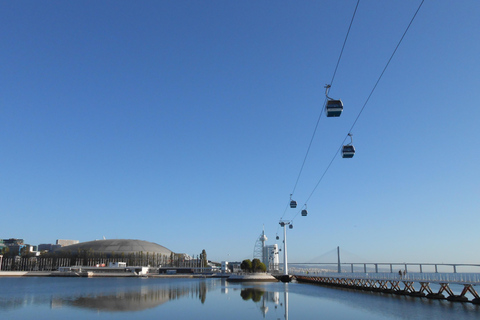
[0,270,220,278]
[0,271,52,277]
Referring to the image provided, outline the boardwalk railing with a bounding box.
[286,262,480,275]
[288,263,480,303]
[291,270,480,285]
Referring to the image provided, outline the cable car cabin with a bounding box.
[342,145,355,158]
[301,209,308,217]
[290,200,297,208]
[325,100,343,117]
[289,224,293,229]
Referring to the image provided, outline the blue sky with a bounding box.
[1,1,479,264]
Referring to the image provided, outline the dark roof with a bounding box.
[55,239,173,255]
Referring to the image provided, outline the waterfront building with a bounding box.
[264,244,279,272]
[38,243,62,252]
[56,239,79,247]
[55,239,173,256]
[2,238,24,246]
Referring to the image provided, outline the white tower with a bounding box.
[253,226,268,264]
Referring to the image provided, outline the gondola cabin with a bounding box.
[301,209,308,217]
[290,200,297,208]
[342,145,355,158]
[325,100,343,117]
[289,224,293,229]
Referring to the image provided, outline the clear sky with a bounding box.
[1,1,479,264]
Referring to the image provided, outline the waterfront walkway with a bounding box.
[292,270,480,304]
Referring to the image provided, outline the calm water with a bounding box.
[0,277,479,320]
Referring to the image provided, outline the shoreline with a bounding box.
[0,271,227,278]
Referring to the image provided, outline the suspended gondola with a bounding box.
[324,84,343,117]
[301,204,308,216]
[342,133,355,158]
[289,194,297,208]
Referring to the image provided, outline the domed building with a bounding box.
[56,239,173,256]
[54,239,177,267]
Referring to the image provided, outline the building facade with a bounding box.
[264,244,279,272]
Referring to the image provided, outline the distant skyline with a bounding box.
[1,1,479,264]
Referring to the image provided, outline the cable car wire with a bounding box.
[290,0,359,197]
[280,0,360,230]
[347,0,425,135]
[292,0,425,219]
[329,0,360,87]
[285,0,360,222]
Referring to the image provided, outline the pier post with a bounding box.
[283,223,288,275]
[351,264,353,273]
[453,265,457,273]
[364,264,367,273]
[375,264,378,273]
[337,246,341,273]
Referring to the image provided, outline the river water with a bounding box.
[0,277,479,319]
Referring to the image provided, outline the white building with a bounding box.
[221,261,230,273]
[56,239,79,247]
[264,244,279,272]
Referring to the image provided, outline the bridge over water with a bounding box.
[285,262,480,304]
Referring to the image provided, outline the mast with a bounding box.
[283,222,288,275]
[337,246,341,273]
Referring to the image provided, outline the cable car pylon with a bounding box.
[278,220,293,282]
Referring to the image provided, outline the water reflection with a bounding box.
[0,278,214,313]
[58,288,172,311]
[238,286,285,319]
[240,288,265,302]
[1,278,479,319]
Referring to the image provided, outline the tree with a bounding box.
[20,245,31,257]
[240,259,253,272]
[252,259,266,272]
[200,249,207,268]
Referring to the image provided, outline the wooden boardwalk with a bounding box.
[294,272,480,304]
